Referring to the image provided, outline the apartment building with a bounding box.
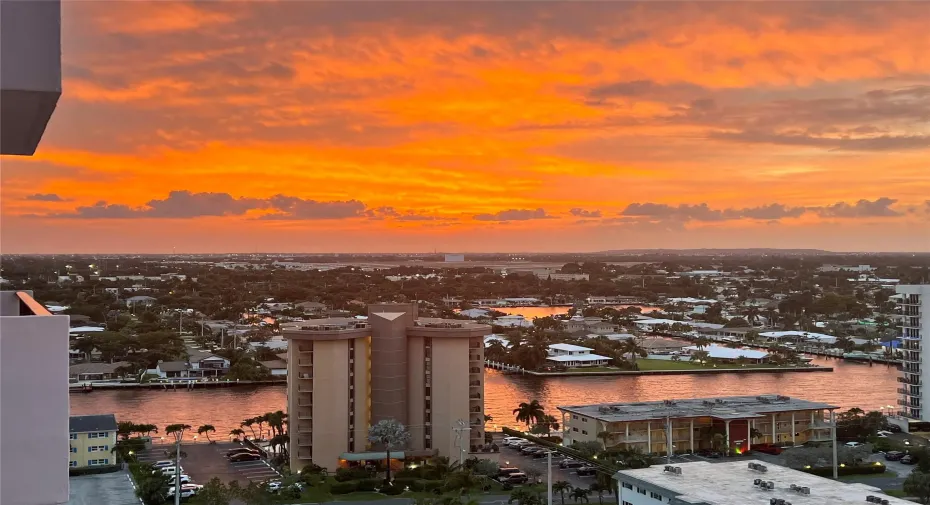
[559,395,836,455]
[896,285,930,423]
[69,414,118,469]
[1,291,70,505]
[281,303,490,470]
[615,460,911,505]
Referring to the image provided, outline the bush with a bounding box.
[69,465,120,476]
[382,484,405,495]
[392,477,418,490]
[301,463,326,475]
[330,481,358,494]
[412,479,444,492]
[800,463,886,477]
[395,467,424,479]
[502,483,514,491]
[334,467,371,482]
[356,478,382,492]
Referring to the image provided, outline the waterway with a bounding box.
[70,357,898,440]
[495,305,662,319]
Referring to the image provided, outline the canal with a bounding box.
[71,357,898,440]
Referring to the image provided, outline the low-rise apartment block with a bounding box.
[559,395,836,454]
[69,414,118,469]
[615,460,909,505]
[281,303,490,470]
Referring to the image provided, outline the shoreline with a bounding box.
[69,379,287,392]
[519,365,834,377]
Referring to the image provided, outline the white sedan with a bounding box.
[167,484,202,499]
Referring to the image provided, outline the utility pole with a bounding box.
[831,410,838,479]
[547,450,553,505]
[666,415,673,465]
[452,420,469,466]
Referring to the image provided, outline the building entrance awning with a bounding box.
[340,451,405,462]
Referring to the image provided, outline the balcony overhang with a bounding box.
[0,0,61,156]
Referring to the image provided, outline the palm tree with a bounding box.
[570,488,590,503]
[509,488,543,505]
[229,428,245,442]
[267,410,285,438]
[513,400,547,429]
[690,350,710,365]
[553,481,573,505]
[255,413,268,440]
[621,338,647,366]
[241,418,257,439]
[693,336,710,350]
[197,424,216,443]
[368,418,410,484]
[596,430,612,449]
[589,483,606,505]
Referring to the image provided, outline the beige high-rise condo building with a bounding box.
[281,303,490,470]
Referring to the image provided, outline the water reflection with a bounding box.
[495,305,662,319]
[70,357,897,438]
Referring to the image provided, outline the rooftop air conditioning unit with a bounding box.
[674,467,682,475]
[754,479,762,486]
[765,481,775,490]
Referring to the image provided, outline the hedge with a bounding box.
[382,484,405,495]
[392,477,419,489]
[335,467,372,482]
[356,478,383,491]
[330,481,358,494]
[412,479,444,492]
[69,465,120,476]
[799,463,886,477]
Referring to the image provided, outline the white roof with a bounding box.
[685,344,769,360]
[549,343,593,352]
[616,460,912,505]
[546,353,610,362]
[69,326,106,333]
[760,330,836,342]
[634,318,724,329]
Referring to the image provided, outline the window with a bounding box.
[88,459,109,466]
[572,427,579,432]
[582,418,588,422]
[87,432,109,439]
[650,491,663,500]
[88,445,109,452]
[70,461,78,467]
[637,487,647,495]
[70,447,77,453]
[69,433,77,440]
[582,430,588,435]
[621,482,633,490]
[572,415,578,420]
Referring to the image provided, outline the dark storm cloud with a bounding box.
[145,191,263,217]
[708,131,930,151]
[261,196,367,220]
[473,208,552,221]
[24,193,68,202]
[619,200,898,222]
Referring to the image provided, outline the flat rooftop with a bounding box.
[68,471,139,505]
[559,395,837,423]
[616,460,909,505]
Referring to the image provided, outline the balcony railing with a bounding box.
[469,394,481,400]
[897,399,920,407]
[469,368,482,374]
[899,376,922,385]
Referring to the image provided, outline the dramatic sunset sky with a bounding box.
[2,1,929,253]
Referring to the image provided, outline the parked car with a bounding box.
[168,474,192,486]
[886,424,902,433]
[498,468,522,480]
[510,440,531,449]
[521,446,541,455]
[226,448,262,458]
[152,460,176,470]
[265,480,283,492]
[752,444,783,455]
[885,451,905,461]
[159,466,185,476]
[502,437,523,446]
[845,441,864,448]
[877,430,894,437]
[166,484,203,499]
[902,455,916,465]
[229,453,262,462]
[576,465,597,476]
[504,472,529,484]
[560,459,585,469]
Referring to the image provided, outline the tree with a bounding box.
[513,400,547,428]
[596,431,612,449]
[572,441,603,457]
[525,467,542,484]
[198,424,217,443]
[621,338,647,366]
[367,418,410,484]
[904,471,930,504]
[195,477,233,505]
[553,481,573,505]
[118,421,136,440]
[570,487,590,503]
[510,488,543,505]
[242,418,257,439]
[229,428,245,442]
[690,350,710,365]
[589,483,607,505]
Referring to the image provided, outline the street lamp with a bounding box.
[169,433,184,505]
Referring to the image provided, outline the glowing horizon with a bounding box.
[1,2,928,253]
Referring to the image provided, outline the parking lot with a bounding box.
[137,441,280,486]
[496,438,601,489]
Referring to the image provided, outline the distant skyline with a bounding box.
[1,2,929,253]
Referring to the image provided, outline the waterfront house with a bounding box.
[562,315,617,335]
[187,350,230,377]
[69,361,130,381]
[683,344,769,363]
[70,414,118,469]
[124,295,157,308]
[546,343,610,368]
[153,360,190,378]
[640,338,688,354]
[259,359,287,376]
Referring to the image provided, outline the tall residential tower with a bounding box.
[281,303,490,469]
[898,285,930,424]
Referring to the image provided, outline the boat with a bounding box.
[842,351,873,362]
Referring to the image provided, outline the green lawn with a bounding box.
[635,359,800,371]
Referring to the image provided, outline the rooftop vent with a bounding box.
[769,500,792,505]
[866,497,890,505]
[749,462,768,472]
[754,481,775,490]
[663,400,676,406]
[662,465,682,475]
[788,484,810,495]
[703,400,716,407]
